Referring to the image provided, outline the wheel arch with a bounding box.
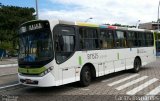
[80,63,96,79]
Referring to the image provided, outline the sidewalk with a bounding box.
[0,67,18,76]
[0,58,18,68]
[0,58,18,76]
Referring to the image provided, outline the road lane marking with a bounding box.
[146,85,160,95]
[101,74,130,83]
[101,78,115,83]
[81,88,90,91]
[116,76,148,90]
[101,79,111,83]
[140,85,160,101]
[0,83,20,90]
[108,74,139,86]
[126,78,158,95]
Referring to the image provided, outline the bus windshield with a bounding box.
[19,29,53,63]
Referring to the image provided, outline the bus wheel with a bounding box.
[80,66,91,87]
[132,58,141,73]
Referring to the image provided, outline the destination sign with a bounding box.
[29,23,42,31]
[19,21,50,33]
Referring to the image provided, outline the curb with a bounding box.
[0,73,18,77]
[0,83,20,90]
[0,64,18,68]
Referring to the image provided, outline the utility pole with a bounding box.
[158,0,160,31]
[136,20,140,28]
[156,0,160,43]
[36,0,39,19]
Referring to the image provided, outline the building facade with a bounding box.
[139,22,160,30]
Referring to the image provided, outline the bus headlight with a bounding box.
[39,67,53,77]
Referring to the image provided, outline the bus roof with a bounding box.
[21,19,154,33]
[55,20,154,32]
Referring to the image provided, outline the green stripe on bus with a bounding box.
[18,67,46,74]
[79,56,82,65]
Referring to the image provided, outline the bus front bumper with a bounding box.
[18,72,56,87]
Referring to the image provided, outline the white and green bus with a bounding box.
[18,20,156,87]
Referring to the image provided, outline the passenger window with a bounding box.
[146,32,154,46]
[137,32,146,47]
[79,28,99,50]
[55,26,75,63]
[127,31,135,47]
[100,30,114,49]
[116,31,127,48]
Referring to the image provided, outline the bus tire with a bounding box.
[132,58,141,73]
[80,66,91,87]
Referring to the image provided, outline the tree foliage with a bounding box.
[0,3,35,51]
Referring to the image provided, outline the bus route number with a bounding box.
[87,53,99,60]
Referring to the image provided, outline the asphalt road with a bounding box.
[1,59,160,101]
[0,66,17,76]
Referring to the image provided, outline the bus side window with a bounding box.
[115,30,127,48]
[127,31,145,48]
[108,30,115,48]
[137,32,146,47]
[127,31,134,47]
[141,32,146,47]
[100,30,107,48]
[79,27,99,50]
[146,32,154,46]
[133,32,138,47]
[55,26,75,63]
[57,35,64,51]
[100,29,114,49]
